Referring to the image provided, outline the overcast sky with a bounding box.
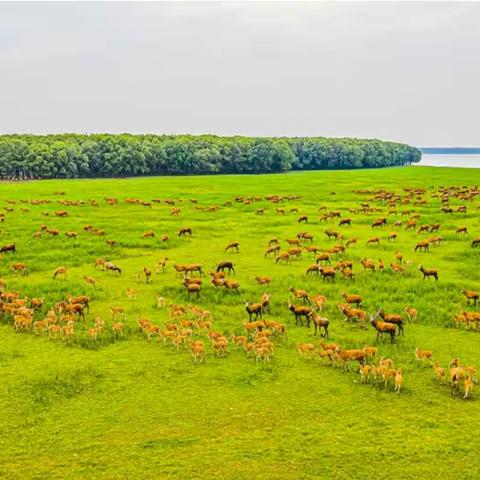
[0,2,479,146]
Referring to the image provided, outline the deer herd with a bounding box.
[0,183,479,400]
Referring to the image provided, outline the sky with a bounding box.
[0,1,479,146]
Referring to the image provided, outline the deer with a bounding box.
[339,218,351,227]
[390,263,404,274]
[315,252,331,265]
[265,245,281,257]
[216,261,235,275]
[433,362,446,383]
[415,348,433,365]
[360,258,375,272]
[156,257,169,273]
[275,252,291,264]
[462,289,479,306]
[0,243,16,254]
[311,314,329,337]
[472,237,480,248]
[225,242,239,252]
[405,306,417,323]
[378,309,404,336]
[178,227,192,237]
[346,237,357,248]
[456,226,468,235]
[318,266,336,282]
[223,279,240,291]
[371,218,387,228]
[415,240,430,252]
[367,236,380,245]
[337,348,368,372]
[256,292,270,314]
[297,343,316,359]
[341,292,362,308]
[394,369,403,394]
[369,311,397,344]
[337,304,367,328]
[106,262,122,275]
[245,301,263,321]
[53,267,68,279]
[288,302,313,326]
[11,263,27,275]
[418,265,438,281]
[289,288,310,304]
[387,232,397,242]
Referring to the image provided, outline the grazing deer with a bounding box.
[415,240,430,252]
[387,232,397,242]
[472,237,480,248]
[216,261,235,275]
[0,243,16,254]
[315,253,331,265]
[275,252,291,264]
[265,245,281,257]
[225,242,240,252]
[106,262,122,275]
[367,236,380,245]
[346,237,357,248]
[178,227,192,237]
[288,302,313,326]
[53,267,68,279]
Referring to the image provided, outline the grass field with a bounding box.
[1,166,480,480]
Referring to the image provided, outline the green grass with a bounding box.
[0,166,480,479]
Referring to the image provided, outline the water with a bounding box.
[415,154,480,168]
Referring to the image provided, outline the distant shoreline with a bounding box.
[420,147,480,155]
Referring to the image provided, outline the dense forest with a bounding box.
[0,134,421,179]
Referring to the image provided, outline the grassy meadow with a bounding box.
[1,166,480,479]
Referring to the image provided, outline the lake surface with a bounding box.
[416,154,480,168]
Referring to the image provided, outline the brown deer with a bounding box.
[369,312,397,343]
[463,289,479,305]
[225,242,240,252]
[288,302,313,326]
[418,265,438,281]
[245,301,263,321]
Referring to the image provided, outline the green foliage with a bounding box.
[0,167,478,480]
[0,134,420,179]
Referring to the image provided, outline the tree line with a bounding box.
[0,134,421,179]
